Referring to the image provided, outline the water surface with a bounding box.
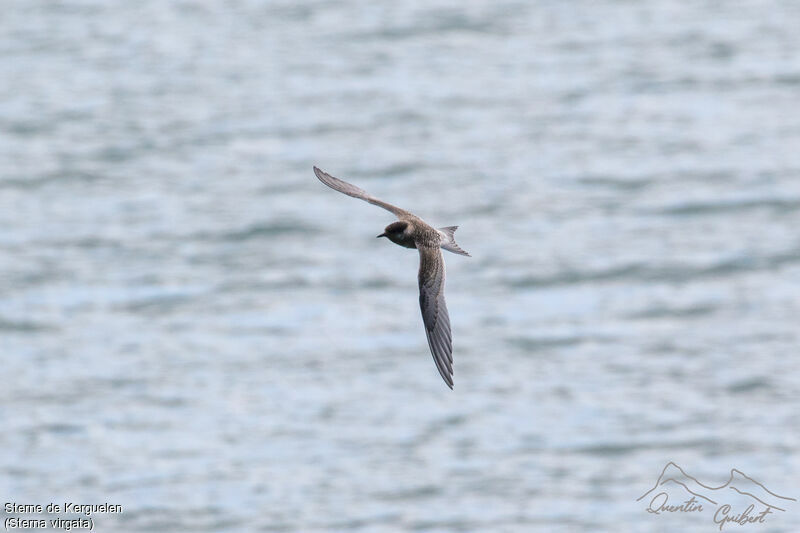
[2,1,799,531]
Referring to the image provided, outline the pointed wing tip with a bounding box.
[313,166,340,189]
[439,370,454,389]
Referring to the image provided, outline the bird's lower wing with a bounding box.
[418,245,454,389]
[314,166,412,219]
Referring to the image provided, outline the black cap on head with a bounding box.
[384,221,408,234]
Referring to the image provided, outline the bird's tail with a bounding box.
[438,226,471,256]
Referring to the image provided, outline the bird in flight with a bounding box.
[314,167,470,389]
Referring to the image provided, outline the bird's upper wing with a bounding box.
[314,166,412,219]
[418,245,454,389]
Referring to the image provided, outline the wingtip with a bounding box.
[444,371,454,389]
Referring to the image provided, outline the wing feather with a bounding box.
[418,246,454,389]
[314,166,411,218]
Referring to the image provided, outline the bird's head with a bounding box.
[377,221,409,240]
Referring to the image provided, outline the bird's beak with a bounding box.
[376,233,386,238]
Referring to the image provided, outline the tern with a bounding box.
[314,166,470,389]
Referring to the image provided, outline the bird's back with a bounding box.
[407,217,443,248]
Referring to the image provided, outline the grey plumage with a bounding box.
[418,245,453,388]
[313,166,470,389]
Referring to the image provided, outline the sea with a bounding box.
[1,1,799,531]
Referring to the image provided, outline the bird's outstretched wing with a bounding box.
[418,245,454,389]
[314,166,412,219]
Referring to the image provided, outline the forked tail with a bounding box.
[439,226,471,256]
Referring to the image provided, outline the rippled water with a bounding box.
[2,1,800,531]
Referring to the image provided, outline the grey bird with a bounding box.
[314,166,470,389]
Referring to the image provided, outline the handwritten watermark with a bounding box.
[638,462,795,530]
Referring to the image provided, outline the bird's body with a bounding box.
[313,166,470,389]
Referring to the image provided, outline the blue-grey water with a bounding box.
[2,1,800,532]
